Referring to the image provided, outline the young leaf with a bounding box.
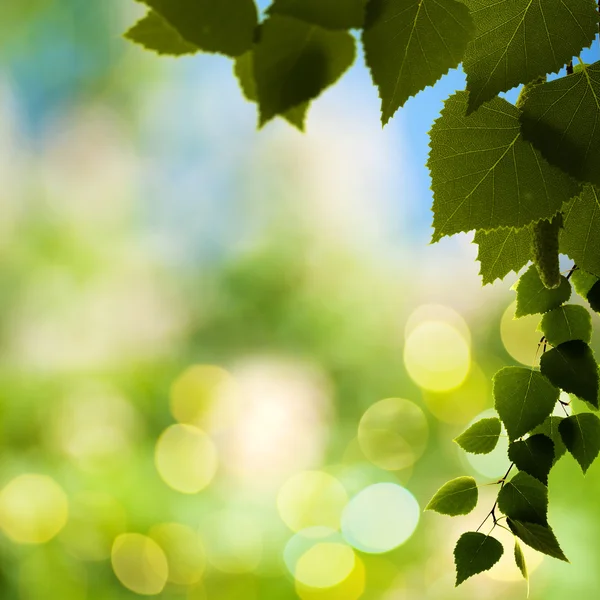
[559,413,600,473]
[514,539,528,583]
[561,186,600,278]
[508,434,555,485]
[514,265,571,318]
[520,62,600,187]
[428,93,579,241]
[571,269,599,298]
[532,416,567,463]
[474,226,532,285]
[540,340,599,407]
[234,52,308,131]
[497,472,548,525]
[253,16,355,126]
[454,532,503,586]
[507,519,568,562]
[588,280,600,313]
[461,0,599,113]
[268,0,367,30]
[363,0,474,125]
[493,367,559,441]
[540,305,593,347]
[140,0,258,57]
[124,10,198,55]
[454,417,501,454]
[426,476,478,516]
[531,214,563,290]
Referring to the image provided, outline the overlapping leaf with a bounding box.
[559,413,600,473]
[494,367,559,441]
[571,269,599,298]
[268,0,367,30]
[125,10,198,55]
[507,519,568,561]
[533,416,567,463]
[589,281,600,313]
[253,16,355,126]
[363,0,474,125]
[497,472,548,525]
[428,93,579,241]
[454,417,501,454]
[520,62,600,187]
[426,477,478,516]
[474,226,531,285]
[514,265,571,318]
[140,0,258,57]
[562,186,600,277]
[540,305,592,347]
[461,0,598,113]
[454,532,503,585]
[508,434,555,484]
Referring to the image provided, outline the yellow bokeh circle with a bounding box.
[0,474,69,544]
[155,424,218,494]
[277,471,348,532]
[111,533,168,595]
[296,554,365,600]
[500,302,542,366]
[404,321,470,392]
[358,398,428,471]
[295,542,355,588]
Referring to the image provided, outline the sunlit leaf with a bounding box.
[514,539,528,585]
[540,305,592,347]
[454,417,501,454]
[514,265,571,318]
[454,532,503,586]
[426,476,478,516]
[508,434,555,484]
[497,472,548,525]
[507,519,568,562]
[559,413,600,473]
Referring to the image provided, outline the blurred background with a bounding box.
[1,1,600,599]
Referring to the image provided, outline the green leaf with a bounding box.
[559,413,600,473]
[571,269,599,298]
[507,519,568,562]
[540,340,599,407]
[588,280,600,313]
[532,416,567,463]
[234,51,308,131]
[363,0,474,125]
[514,539,528,584]
[124,10,198,55]
[531,214,563,290]
[508,434,555,485]
[426,476,478,516]
[268,0,367,29]
[454,417,501,454]
[474,226,532,285]
[540,305,593,347]
[253,16,355,126]
[454,532,504,586]
[520,61,600,187]
[514,265,571,318]
[140,0,258,57]
[497,472,548,525]
[493,367,559,441]
[561,186,600,277]
[428,93,579,241]
[461,0,598,113]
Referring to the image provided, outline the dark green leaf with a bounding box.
[588,280,600,313]
[428,93,579,241]
[540,340,599,406]
[124,10,198,55]
[520,61,600,187]
[571,269,599,298]
[461,0,599,113]
[531,214,563,290]
[514,539,528,583]
[532,416,567,463]
[253,16,355,126]
[474,226,532,285]
[268,0,367,29]
[559,413,600,473]
[561,186,600,278]
[497,472,548,525]
[363,0,474,125]
[454,417,501,455]
[493,367,559,441]
[140,0,258,57]
[507,519,568,562]
[540,305,592,347]
[234,51,308,130]
[426,476,478,516]
[514,265,571,318]
[454,532,503,586]
[508,434,555,485]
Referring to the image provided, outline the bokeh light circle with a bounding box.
[111,533,168,595]
[277,471,348,532]
[404,321,470,392]
[296,554,365,600]
[283,527,342,577]
[500,302,542,366]
[0,474,68,544]
[341,483,420,553]
[358,398,428,471]
[295,542,355,588]
[155,424,218,494]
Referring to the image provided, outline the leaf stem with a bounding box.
[476,463,514,532]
